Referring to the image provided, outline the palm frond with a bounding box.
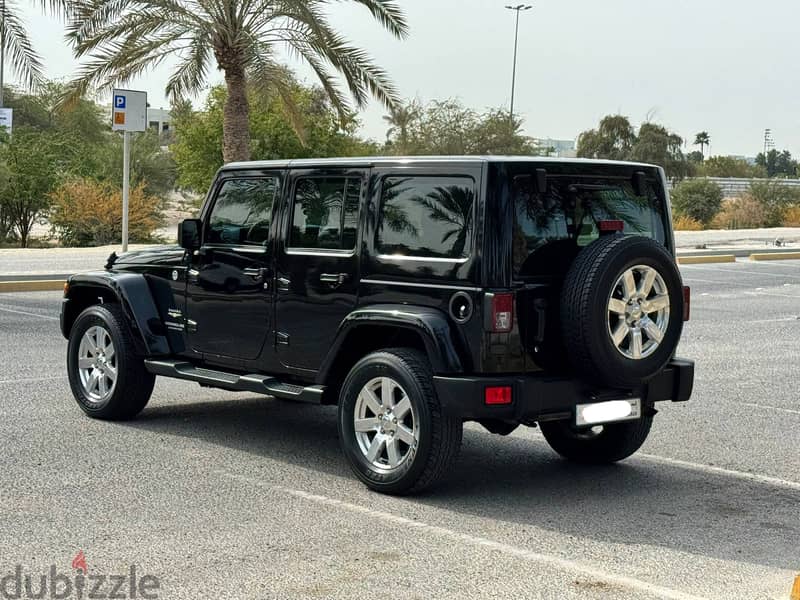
[1,2,45,91]
[166,34,211,100]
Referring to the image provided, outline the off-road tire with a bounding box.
[540,416,653,464]
[561,234,684,388]
[67,304,155,420]
[338,348,462,495]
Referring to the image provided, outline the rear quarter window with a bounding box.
[376,175,475,259]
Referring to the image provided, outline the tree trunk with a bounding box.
[222,67,250,163]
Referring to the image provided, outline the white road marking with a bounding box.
[0,305,59,320]
[740,401,800,416]
[0,375,66,385]
[744,291,800,299]
[636,453,800,491]
[217,469,707,600]
[683,265,800,280]
[746,316,799,323]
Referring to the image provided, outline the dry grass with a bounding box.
[710,197,768,230]
[672,215,703,230]
[782,205,800,226]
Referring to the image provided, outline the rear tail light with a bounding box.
[490,293,514,332]
[598,219,625,233]
[683,286,691,321]
[485,386,512,405]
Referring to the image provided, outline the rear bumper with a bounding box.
[433,358,694,422]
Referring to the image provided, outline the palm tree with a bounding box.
[65,0,408,162]
[694,131,710,158]
[0,0,70,102]
[383,99,420,154]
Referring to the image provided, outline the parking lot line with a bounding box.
[0,305,59,320]
[0,375,66,385]
[681,265,800,279]
[636,454,800,491]
[216,469,708,600]
[739,402,800,416]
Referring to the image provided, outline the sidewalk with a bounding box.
[2,228,800,279]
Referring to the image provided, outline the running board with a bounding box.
[143,359,324,404]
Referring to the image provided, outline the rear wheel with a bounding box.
[540,416,653,464]
[67,304,155,420]
[338,348,462,495]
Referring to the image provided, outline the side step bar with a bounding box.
[144,359,324,404]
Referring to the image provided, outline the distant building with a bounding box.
[726,154,758,166]
[105,105,172,135]
[536,138,577,158]
[147,108,172,135]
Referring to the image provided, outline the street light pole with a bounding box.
[506,4,531,123]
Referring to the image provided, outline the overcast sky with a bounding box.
[19,0,800,157]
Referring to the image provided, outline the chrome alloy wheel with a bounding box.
[607,265,670,360]
[353,376,419,471]
[77,325,117,403]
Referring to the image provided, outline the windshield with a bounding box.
[512,174,668,279]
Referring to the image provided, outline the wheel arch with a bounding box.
[62,272,171,356]
[316,304,467,404]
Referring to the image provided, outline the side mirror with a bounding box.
[178,219,202,250]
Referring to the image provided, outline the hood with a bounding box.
[106,245,184,269]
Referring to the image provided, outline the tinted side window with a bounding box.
[207,178,277,245]
[377,176,475,259]
[289,177,360,250]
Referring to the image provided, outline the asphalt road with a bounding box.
[0,261,798,600]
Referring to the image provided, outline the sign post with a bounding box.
[111,89,147,252]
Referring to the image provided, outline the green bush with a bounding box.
[746,180,800,227]
[670,179,723,226]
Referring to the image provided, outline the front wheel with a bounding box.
[67,304,155,420]
[338,348,462,495]
[539,415,653,464]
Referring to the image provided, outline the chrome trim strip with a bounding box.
[285,249,356,258]
[360,278,481,292]
[376,254,468,264]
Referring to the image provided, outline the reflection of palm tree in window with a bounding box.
[376,177,419,238]
[413,186,474,257]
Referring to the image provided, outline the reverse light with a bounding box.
[491,293,514,333]
[485,386,512,405]
[683,286,691,321]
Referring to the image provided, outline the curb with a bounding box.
[0,280,65,293]
[749,252,800,261]
[677,255,736,265]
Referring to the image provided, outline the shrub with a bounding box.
[50,178,163,247]
[710,197,768,230]
[746,180,800,227]
[670,179,723,226]
[672,215,703,230]
[783,206,800,226]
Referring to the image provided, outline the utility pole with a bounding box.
[505,4,532,123]
[0,0,5,108]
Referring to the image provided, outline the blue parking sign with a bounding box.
[114,95,126,108]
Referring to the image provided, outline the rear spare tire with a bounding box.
[561,234,684,388]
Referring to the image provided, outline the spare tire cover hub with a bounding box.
[607,264,670,360]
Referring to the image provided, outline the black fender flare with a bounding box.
[316,304,465,384]
[61,271,171,356]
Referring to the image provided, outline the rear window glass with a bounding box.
[513,175,666,278]
[377,176,475,259]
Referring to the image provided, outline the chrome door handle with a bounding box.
[320,273,347,286]
[242,268,263,280]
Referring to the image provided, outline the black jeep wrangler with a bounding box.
[61,156,693,494]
